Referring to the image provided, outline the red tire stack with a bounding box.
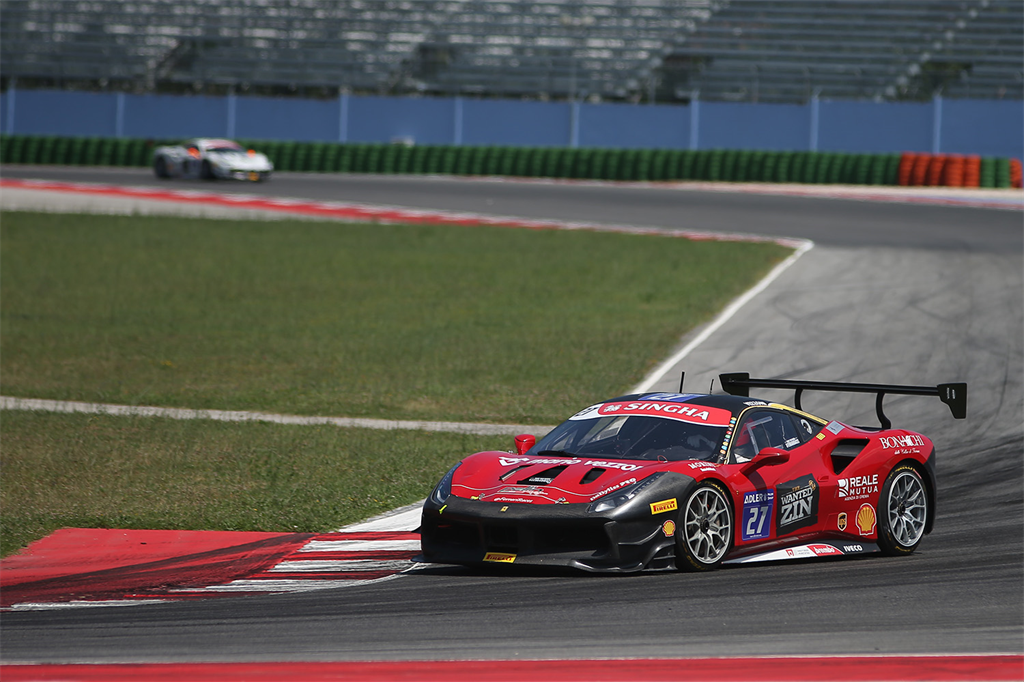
[925,155,947,186]
[897,153,916,186]
[1010,159,1023,189]
[942,155,965,187]
[963,155,981,188]
[910,154,931,186]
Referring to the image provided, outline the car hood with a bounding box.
[450,451,699,505]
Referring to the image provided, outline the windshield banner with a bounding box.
[569,401,732,427]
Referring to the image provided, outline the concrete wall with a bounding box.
[1,88,1020,159]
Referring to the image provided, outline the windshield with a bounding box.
[207,142,244,153]
[528,414,726,462]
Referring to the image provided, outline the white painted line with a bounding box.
[196,576,405,592]
[0,396,553,437]
[269,560,413,572]
[4,599,172,611]
[631,239,815,393]
[298,539,421,553]
[339,503,423,532]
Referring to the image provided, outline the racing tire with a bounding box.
[200,160,216,180]
[676,483,733,571]
[154,157,170,179]
[877,465,929,556]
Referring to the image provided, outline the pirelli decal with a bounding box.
[483,552,516,564]
[650,498,678,515]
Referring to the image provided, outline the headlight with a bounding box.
[429,463,461,505]
[588,472,665,513]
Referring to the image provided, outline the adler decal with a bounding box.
[742,490,775,541]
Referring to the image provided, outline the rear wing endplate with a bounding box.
[719,372,967,429]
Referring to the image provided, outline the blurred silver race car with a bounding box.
[153,138,273,181]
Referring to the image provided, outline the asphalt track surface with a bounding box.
[1,167,1022,663]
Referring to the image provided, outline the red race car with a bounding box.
[418,373,967,572]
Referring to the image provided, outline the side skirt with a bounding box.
[724,541,880,564]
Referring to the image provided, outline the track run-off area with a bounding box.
[0,167,1021,679]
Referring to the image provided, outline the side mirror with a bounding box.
[741,447,790,473]
[514,434,536,456]
[755,447,790,464]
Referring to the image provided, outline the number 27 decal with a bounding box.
[742,490,775,541]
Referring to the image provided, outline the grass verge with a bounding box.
[0,411,508,557]
[1,211,790,424]
[0,210,792,556]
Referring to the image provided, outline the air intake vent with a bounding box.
[518,466,567,486]
[830,439,869,475]
[580,468,606,485]
[500,465,532,481]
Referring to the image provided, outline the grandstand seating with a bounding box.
[664,0,1024,102]
[0,0,1020,103]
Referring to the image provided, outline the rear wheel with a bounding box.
[154,157,169,178]
[676,483,732,571]
[877,465,929,556]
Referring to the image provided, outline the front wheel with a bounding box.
[676,483,733,571]
[877,465,929,556]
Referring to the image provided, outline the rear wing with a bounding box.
[719,372,967,429]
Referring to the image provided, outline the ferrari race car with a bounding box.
[418,373,967,572]
[153,138,273,181]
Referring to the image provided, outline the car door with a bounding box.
[729,408,832,544]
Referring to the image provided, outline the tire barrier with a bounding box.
[897,151,1022,189]
[1,134,1021,188]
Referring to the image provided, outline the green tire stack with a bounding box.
[23,135,42,164]
[6,135,25,163]
[635,149,653,181]
[614,149,630,179]
[590,149,608,179]
[306,143,325,172]
[994,157,1011,188]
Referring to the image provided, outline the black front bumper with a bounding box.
[418,473,697,573]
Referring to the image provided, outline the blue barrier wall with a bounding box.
[12,90,120,137]
[234,95,339,142]
[1,88,1021,159]
[819,101,933,154]
[122,94,228,139]
[700,102,810,151]
[577,102,690,149]
[940,98,1024,159]
[347,95,455,145]
[462,99,570,147]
